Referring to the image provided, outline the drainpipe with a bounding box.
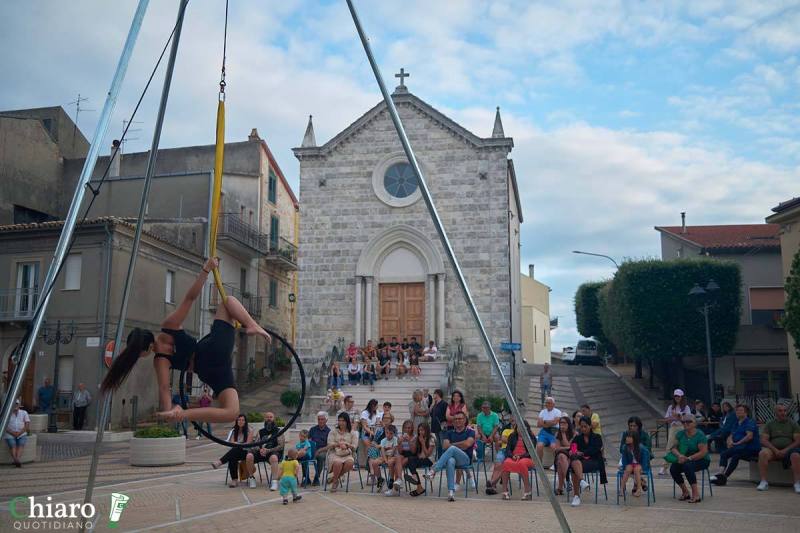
[94,221,113,429]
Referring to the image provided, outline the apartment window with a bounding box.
[750,287,784,327]
[270,215,280,249]
[15,262,40,317]
[63,254,82,290]
[166,270,175,303]
[268,170,277,204]
[269,279,278,308]
[739,369,790,398]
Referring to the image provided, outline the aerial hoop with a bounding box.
[178,327,305,448]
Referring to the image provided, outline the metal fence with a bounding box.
[0,288,39,321]
[734,393,800,423]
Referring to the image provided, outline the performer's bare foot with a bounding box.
[246,324,271,343]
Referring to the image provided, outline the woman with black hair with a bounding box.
[100,257,270,424]
[211,414,255,487]
[327,412,358,492]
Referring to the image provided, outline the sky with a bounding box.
[1,1,798,350]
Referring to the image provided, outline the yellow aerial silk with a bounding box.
[209,99,227,302]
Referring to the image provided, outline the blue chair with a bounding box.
[437,461,478,498]
[298,441,317,486]
[671,466,713,500]
[615,467,656,505]
[322,449,364,493]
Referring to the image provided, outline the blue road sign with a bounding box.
[500,342,521,351]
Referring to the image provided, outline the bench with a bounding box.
[749,460,795,487]
[0,433,37,464]
[28,414,48,433]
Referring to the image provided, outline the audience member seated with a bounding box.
[536,396,562,462]
[295,430,314,486]
[397,420,416,489]
[327,362,344,390]
[324,387,344,413]
[362,360,377,390]
[409,390,430,429]
[308,412,331,486]
[569,416,605,507]
[377,337,387,351]
[362,339,377,361]
[572,410,582,433]
[212,414,255,487]
[408,350,422,378]
[619,416,652,457]
[668,416,710,502]
[659,389,693,475]
[409,336,423,353]
[378,348,392,380]
[501,420,536,500]
[4,399,30,468]
[486,418,516,495]
[708,401,735,453]
[369,422,397,494]
[580,403,602,436]
[338,395,359,423]
[327,412,358,492]
[694,400,709,431]
[366,413,392,487]
[446,390,469,430]
[388,337,400,357]
[553,416,575,495]
[407,422,436,496]
[396,350,408,379]
[424,411,475,501]
[429,389,448,456]
[620,430,650,497]
[347,360,362,385]
[378,401,393,422]
[705,402,723,435]
[422,340,438,361]
[345,342,359,364]
[711,404,761,486]
[756,403,800,493]
[252,412,285,491]
[476,401,501,462]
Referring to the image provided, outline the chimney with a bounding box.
[248,128,261,142]
[528,264,535,279]
[109,140,121,178]
[681,212,686,234]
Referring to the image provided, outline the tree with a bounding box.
[782,247,800,358]
[599,258,741,399]
[575,282,606,340]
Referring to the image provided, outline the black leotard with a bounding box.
[157,321,236,398]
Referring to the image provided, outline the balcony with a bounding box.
[208,284,262,319]
[264,236,298,270]
[217,213,269,257]
[0,288,39,322]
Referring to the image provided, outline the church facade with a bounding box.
[293,77,522,391]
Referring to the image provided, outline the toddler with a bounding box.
[278,448,303,504]
[295,430,313,486]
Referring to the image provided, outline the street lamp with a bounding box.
[688,280,720,404]
[288,292,296,345]
[42,320,76,433]
[572,250,619,269]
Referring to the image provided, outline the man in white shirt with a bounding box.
[536,397,562,461]
[4,399,30,467]
[422,340,438,361]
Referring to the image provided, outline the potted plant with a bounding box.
[129,426,185,466]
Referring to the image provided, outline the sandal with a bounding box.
[678,493,691,501]
[521,492,533,501]
[404,473,420,485]
[688,497,701,504]
[555,489,564,496]
[409,488,426,497]
[502,492,511,500]
[485,486,498,495]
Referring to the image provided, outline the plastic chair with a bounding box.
[671,466,713,500]
[298,441,317,486]
[437,462,478,498]
[323,450,364,493]
[615,467,655,506]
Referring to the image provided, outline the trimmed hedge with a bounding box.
[472,395,509,414]
[280,390,301,408]
[134,426,181,438]
[575,281,607,342]
[783,247,800,357]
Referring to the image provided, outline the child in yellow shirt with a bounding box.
[278,448,302,504]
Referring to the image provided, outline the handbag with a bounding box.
[664,451,678,464]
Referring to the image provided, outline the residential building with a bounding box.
[521,265,552,365]
[293,75,522,394]
[656,219,788,398]
[0,217,202,429]
[766,197,800,396]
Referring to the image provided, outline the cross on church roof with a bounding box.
[395,68,410,87]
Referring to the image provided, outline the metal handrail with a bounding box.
[218,213,270,254]
[0,288,40,320]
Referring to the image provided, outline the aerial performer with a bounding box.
[100,257,270,423]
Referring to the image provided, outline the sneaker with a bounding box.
[376,477,384,491]
[794,481,800,494]
[549,464,556,471]
[469,477,477,490]
[454,483,461,492]
[270,480,279,491]
[248,477,257,489]
[282,498,288,505]
[757,481,769,491]
[393,479,402,489]
[422,471,435,482]
[579,480,590,492]
[195,435,200,440]
[293,494,302,502]
[384,488,396,497]
[448,490,455,502]
[571,495,581,507]
[658,466,666,476]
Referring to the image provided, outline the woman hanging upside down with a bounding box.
[100,257,270,424]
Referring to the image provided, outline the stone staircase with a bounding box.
[284,359,449,446]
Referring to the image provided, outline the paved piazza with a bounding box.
[2,366,798,532]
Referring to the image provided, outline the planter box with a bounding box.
[28,414,48,433]
[0,433,37,464]
[129,436,186,466]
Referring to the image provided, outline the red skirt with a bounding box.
[502,457,533,475]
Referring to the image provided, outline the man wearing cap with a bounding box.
[659,389,692,475]
[4,399,30,467]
